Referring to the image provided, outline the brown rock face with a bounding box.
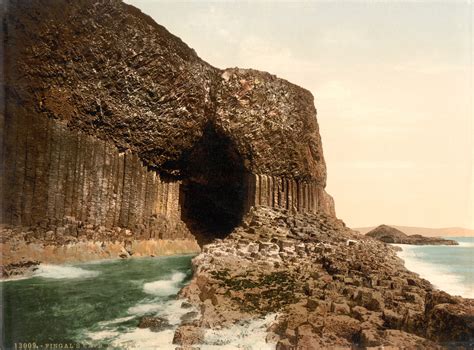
[1,0,334,250]
[424,291,474,343]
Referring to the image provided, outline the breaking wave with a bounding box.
[143,271,186,296]
[33,264,99,279]
[200,313,278,350]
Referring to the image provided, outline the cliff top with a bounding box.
[4,0,327,183]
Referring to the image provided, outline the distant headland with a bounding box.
[354,225,474,237]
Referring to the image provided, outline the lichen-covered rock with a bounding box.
[178,207,474,349]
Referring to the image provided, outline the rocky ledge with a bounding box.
[171,207,473,349]
[366,225,458,246]
[0,219,199,279]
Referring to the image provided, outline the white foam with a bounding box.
[127,299,197,325]
[143,280,180,296]
[87,295,273,349]
[200,313,278,350]
[143,271,186,296]
[0,275,30,282]
[98,316,135,327]
[33,264,99,279]
[162,299,198,325]
[395,244,474,298]
[85,330,119,341]
[87,299,198,350]
[127,302,163,315]
[97,309,275,350]
[171,271,186,282]
[457,241,474,248]
[110,328,177,350]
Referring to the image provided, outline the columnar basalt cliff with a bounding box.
[1,0,334,270]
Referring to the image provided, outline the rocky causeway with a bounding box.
[1,0,473,349]
[176,207,473,349]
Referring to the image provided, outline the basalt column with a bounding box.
[2,0,336,248]
[244,174,335,216]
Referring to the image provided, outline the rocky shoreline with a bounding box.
[0,223,200,279]
[2,207,472,348]
[172,207,473,349]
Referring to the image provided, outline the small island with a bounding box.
[365,225,458,245]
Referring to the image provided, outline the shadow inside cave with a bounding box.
[179,124,248,246]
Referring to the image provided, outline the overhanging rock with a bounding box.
[1,0,335,243]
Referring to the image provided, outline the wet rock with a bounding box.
[180,311,199,324]
[0,260,40,278]
[181,301,194,309]
[173,324,205,345]
[424,291,474,343]
[138,316,171,332]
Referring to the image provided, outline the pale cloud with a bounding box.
[392,61,469,75]
[313,81,353,100]
[320,28,369,48]
[237,36,294,68]
[235,36,323,82]
[333,161,415,170]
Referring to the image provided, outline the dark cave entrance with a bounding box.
[180,125,247,245]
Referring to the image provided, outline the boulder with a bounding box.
[138,316,171,332]
[172,324,204,345]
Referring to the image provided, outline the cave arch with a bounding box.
[179,124,247,245]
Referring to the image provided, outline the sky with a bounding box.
[126,0,473,229]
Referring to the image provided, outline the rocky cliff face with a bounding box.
[1,1,472,348]
[1,0,334,266]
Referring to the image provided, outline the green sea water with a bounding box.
[1,255,195,349]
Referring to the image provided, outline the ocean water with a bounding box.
[395,237,474,298]
[1,255,277,350]
[1,255,195,349]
